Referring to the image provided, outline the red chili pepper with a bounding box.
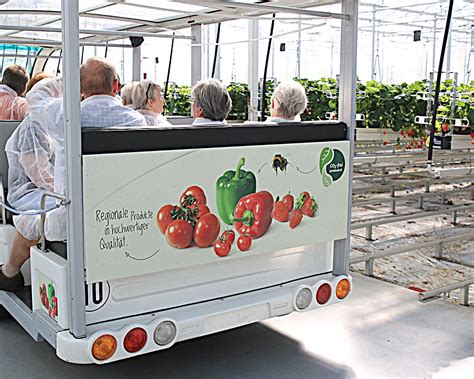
[233,191,274,239]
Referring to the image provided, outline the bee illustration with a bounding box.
[272,154,288,175]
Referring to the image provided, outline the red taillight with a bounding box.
[123,327,148,353]
[316,283,331,305]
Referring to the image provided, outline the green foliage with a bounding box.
[227,82,249,121]
[165,83,190,115]
[164,79,474,135]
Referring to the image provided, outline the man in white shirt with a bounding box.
[0,57,146,291]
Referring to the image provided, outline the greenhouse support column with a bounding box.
[61,0,86,339]
[432,17,437,72]
[446,27,452,75]
[248,19,259,121]
[132,46,141,81]
[191,24,202,86]
[334,0,358,276]
[297,15,301,78]
[371,7,376,80]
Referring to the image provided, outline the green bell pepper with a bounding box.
[47,283,55,302]
[216,158,257,225]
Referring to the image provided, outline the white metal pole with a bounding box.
[61,0,86,338]
[432,17,437,72]
[334,0,358,276]
[191,24,202,86]
[446,26,452,75]
[371,7,376,80]
[132,46,141,81]
[248,19,259,121]
[297,15,301,78]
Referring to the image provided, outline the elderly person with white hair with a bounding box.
[191,79,232,126]
[120,82,134,106]
[266,80,307,123]
[131,80,171,127]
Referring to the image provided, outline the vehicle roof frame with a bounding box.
[0,0,358,341]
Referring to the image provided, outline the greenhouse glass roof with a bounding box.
[0,1,472,47]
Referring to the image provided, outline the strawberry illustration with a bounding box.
[301,197,318,217]
[289,209,303,229]
[273,200,289,222]
[282,193,294,212]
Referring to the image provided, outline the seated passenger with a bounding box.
[5,73,56,238]
[26,72,51,94]
[130,80,171,127]
[266,80,307,123]
[0,58,146,291]
[120,82,134,106]
[0,64,29,121]
[191,79,232,126]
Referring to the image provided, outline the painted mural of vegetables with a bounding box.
[233,191,274,239]
[157,185,220,249]
[216,158,256,225]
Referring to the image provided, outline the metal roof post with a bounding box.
[132,45,141,81]
[61,0,86,338]
[334,0,358,276]
[191,24,202,86]
[248,19,259,122]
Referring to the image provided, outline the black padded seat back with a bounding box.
[81,121,348,155]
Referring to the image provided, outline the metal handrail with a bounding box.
[352,204,474,230]
[0,175,5,225]
[39,191,66,252]
[418,278,474,305]
[351,230,474,264]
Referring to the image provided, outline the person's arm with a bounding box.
[19,151,54,191]
[16,97,29,121]
[26,76,63,121]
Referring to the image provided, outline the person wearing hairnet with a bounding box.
[131,80,171,126]
[0,64,29,121]
[0,57,146,291]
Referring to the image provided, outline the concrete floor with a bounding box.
[1,273,472,379]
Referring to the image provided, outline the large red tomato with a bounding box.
[180,186,207,207]
[157,204,175,234]
[165,220,193,249]
[193,213,220,248]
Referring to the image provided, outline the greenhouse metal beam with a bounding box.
[0,53,62,59]
[0,24,192,40]
[360,1,474,22]
[177,0,350,20]
[0,3,114,38]
[0,38,132,48]
[0,8,188,29]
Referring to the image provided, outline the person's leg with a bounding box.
[2,231,37,277]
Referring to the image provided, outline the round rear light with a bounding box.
[91,334,117,361]
[154,321,177,346]
[336,278,351,299]
[295,287,312,310]
[124,327,148,353]
[316,283,331,305]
